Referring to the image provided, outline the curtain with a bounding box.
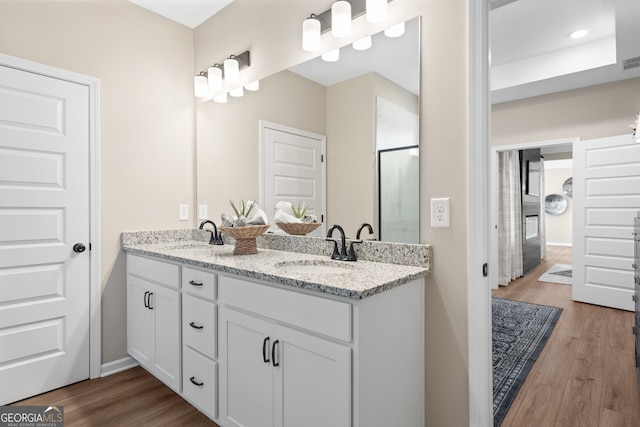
[497,150,523,286]
[539,156,546,259]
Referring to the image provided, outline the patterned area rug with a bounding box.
[492,297,563,426]
[538,263,572,285]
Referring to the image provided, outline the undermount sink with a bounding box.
[275,260,358,275]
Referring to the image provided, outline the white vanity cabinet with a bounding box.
[220,297,351,427]
[126,255,181,392]
[125,250,425,427]
[181,266,218,419]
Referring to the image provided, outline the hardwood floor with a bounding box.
[493,246,640,427]
[12,366,219,426]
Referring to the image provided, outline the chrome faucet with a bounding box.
[199,220,224,245]
[356,223,376,240]
[326,224,358,261]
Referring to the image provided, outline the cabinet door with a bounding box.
[151,282,181,392]
[220,308,275,427]
[275,326,351,427]
[127,277,154,368]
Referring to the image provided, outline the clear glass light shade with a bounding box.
[207,66,222,90]
[384,22,405,38]
[332,1,351,38]
[302,17,321,52]
[321,48,340,62]
[366,0,387,23]
[213,93,228,103]
[353,35,372,51]
[224,57,240,84]
[194,74,208,98]
[230,86,244,97]
[244,80,260,91]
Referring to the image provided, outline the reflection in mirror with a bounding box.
[196,17,420,242]
[379,146,420,243]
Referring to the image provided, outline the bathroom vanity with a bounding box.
[122,230,431,427]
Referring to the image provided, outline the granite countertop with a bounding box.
[122,239,428,300]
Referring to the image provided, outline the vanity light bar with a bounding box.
[194,50,252,98]
[313,0,393,35]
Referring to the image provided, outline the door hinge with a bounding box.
[482,263,488,277]
[321,154,324,162]
[89,243,92,251]
[321,214,324,222]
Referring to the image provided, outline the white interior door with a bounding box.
[260,121,326,237]
[0,64,90,403]
[573,134,640,311]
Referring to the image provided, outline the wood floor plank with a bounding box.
[600,407,640,427]
[602,347,640,419]
[606,308,635,352]
[509,382,564,426]
[13,366,218,426]
[533,332,580,389]
[555,348,604,427]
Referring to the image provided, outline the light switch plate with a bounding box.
[198,204,208,220]
[178,204,189,221]
[431,197,450,227]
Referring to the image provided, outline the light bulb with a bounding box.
[213,93,227,103]
[353,35,372,51]
[302,15,321,52]
[332,1,351,38]
[366,0,387,23]
[230,86,244,97]
[384,22,405,38]
[207,65,222,90]
[224,57,240,84]
[194,73,208,98]
[322,49,340,62]
[245,80,260,91]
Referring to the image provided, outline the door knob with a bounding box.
[73,243,86,253]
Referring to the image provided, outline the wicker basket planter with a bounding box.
[275,222,322,236]
[219,224,270,255]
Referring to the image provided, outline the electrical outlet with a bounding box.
[178,204,189,221]
[431,197,450,228]
[198,204,208,220]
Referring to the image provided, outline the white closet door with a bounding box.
[0,64,90,403]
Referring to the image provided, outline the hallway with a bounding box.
[493,246,640,426]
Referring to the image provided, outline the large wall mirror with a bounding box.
[196,16,420,242]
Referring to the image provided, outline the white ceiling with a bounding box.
[491,0,640,103]
[128,0,233,28]
[128,0,640,103]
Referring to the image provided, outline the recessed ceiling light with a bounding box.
[569,29,589,39]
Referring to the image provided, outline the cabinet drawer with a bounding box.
[182,267,217,301]
[127,254,179,290]
[183,293,217,359]
[183,346,217,420]
[219,275,352,342]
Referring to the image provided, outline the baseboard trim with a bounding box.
[546,242,573,247]
[101,356,138,377]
